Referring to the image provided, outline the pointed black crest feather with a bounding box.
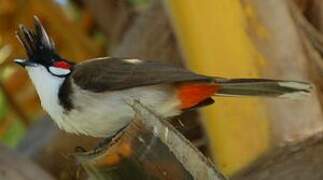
[16,16,60,64]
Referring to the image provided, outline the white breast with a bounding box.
[26,65,66,127]
[26,65,181,137]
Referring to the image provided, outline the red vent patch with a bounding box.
[177,83,219,109]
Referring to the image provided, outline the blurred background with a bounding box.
[1,0,323,179]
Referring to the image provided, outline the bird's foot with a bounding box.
[94,137,113,152]
[74,146,87,153]
[93,125,128,153]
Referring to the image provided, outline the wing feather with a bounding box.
[71,57,213,92]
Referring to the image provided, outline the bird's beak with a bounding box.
[14,59,35,68]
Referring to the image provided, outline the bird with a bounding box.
[14,17,312,138]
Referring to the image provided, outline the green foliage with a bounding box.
[0,90,7,119]
[1,119,25,148]
[0,91,25,148]
[128,0,150,6]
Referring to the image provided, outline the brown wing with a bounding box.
[71,57,214,92]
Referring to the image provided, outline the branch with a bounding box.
[75,102,226,180]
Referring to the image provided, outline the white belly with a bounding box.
[59,85,181,137]
[26,65,180,137]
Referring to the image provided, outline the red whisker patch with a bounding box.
[53,61,71,69]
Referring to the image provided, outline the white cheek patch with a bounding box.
[49,66,71,76]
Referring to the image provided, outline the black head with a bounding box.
[15,16,73,77]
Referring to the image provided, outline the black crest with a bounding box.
[16,16,61,65]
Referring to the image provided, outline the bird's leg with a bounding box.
[92,99,160,152]
[93,125,128,152]
[94,137,113,150]
[74,146,87,153]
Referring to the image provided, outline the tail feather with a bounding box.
[215,79,312,99]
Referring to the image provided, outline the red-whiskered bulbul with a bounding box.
[14,17,312,137]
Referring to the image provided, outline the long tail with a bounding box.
[215,79,313,99]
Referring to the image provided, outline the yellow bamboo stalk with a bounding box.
[165,0,270,175]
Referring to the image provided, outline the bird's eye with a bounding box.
[48,61,72,77]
